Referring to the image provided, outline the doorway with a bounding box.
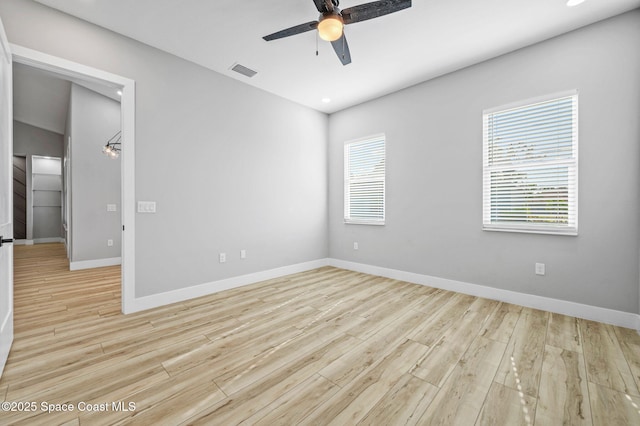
[11,44,136,314]
[31,155,63,243]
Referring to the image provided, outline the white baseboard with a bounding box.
[125,259,330,314]
[121,256,640,331]
[328,258,640,330]
[13,239,57,245]
[70,257,122,271]
[33,237,64,244]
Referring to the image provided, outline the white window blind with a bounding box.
[344,134,385,225]
[483,91,578,235]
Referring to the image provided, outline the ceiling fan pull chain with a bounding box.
[316,31,319,56]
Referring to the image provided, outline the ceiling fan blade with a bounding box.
[342,0,411,25]
[263,21,319,41]
[331,33,352,65]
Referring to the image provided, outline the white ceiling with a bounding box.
[32,0,640,114]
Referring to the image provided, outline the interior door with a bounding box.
[0,16,13,378]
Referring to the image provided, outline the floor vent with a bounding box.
[230,63,258,78]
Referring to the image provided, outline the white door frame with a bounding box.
[10,44,136,314]
[0,15,14,378]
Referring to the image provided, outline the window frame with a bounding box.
[482,90,579,236]
[344,133,386,226]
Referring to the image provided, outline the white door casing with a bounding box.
[0,15,14,378]
[9,44,136,314]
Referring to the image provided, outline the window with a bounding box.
[344,134,385,225]
[483,91,578,235]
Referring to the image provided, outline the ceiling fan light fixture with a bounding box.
[262,0,412,65]
[318,15,344,41]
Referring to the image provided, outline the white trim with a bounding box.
[13,239,33,246]
[482,91,578,236]
[482,225,578,236]
[344,134,386,225]
[70,257,121,271]
[0,308,11,337]
[343,132,386,147]
[328,258,640,330]
[33,237,64,244]
[10,44,136,315]
[0,308,11,377]
[483,89,579,115]
[125,259,329,314]
[10,44,130,91]
[0,15,10,64]
[120,77,136,315]
[344,220,385,226]
[88,251,640,329]
[0,18,12,378]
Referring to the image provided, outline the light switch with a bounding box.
[107,204,117,212]
[137,201,156,213]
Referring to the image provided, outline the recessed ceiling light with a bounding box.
[117,90,123,96]
[322,98,331,103]
[566,0,585,7]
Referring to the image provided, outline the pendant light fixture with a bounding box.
[102,131,121,159]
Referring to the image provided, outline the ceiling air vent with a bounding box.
[230,63,257,78]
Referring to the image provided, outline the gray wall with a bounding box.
[68,83,121,263]
[3,1,637,315]
[328,11,640,314]
[13,120,63,240]
[13,120,63,158]
[0,0,329,297]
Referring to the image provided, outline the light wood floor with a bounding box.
[1,244,640,425]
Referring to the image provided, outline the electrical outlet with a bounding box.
[353,242,359,250]
[219,253,226,263]
[137,201,156,213]
[240,249,246,259]
[107,239,113,247]
[535,263,545,276]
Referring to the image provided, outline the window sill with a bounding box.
[344,220,385,226]
[483,225,577,236]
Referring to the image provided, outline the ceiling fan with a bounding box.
[263,0,412,65]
